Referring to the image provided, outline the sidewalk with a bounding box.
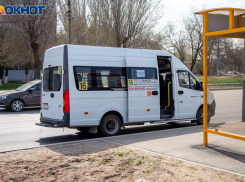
[104,122,245,175]
[209,121,245,136]
[0,122,245,181]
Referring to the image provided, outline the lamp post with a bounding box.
[67,0,72,44]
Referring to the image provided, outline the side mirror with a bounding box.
[199,82,203,91]
[29,88,34,93]
[196,82,203,91]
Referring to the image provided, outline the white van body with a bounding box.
[37,45,215,136]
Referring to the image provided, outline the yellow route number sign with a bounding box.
[79,82,88,90]
[128,79,134,86]
[57,66,62,74]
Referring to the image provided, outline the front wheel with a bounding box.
[10,100,24,112]
[99,114,122,136]
[197,107,210,125]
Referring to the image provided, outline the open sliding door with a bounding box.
[126,56,160,123]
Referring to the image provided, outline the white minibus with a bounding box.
[36,45,216,136]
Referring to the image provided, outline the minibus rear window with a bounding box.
[73,66,127,91]
[43,66,62,91]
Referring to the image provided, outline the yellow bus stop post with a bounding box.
[203,12,208,146]
[196,8,245,146]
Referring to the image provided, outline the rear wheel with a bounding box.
[197,107,210,125]
[77,127,90,133]
[99,114,122,136]
[10,100,24,112]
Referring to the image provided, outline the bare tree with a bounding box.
[57,0,164,49]
[2,0,57,79]
[223,39,243,73]
[162,11,203,69]
[98,0,163,48]
[183,13,203,71]
[162,22,187,62]
[0,22,12,86]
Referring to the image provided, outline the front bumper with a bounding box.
[209,100,216,117]
[0,100,10,108]
[0,104,7,108]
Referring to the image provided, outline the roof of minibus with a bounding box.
[45,45,191,78]
[46,44,173,58]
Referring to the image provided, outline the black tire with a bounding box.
[10,99,24,112]
[99,114,122,136]
[77,127,90,133]
[197,107,210,125]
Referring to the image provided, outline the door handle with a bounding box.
[152,91,158,95]
[178,90,184,94]
[50,93,54,98]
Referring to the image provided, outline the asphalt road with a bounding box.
[211,89,242,123]
[0,89,242,152]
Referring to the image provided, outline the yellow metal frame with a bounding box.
[196,8,245,15]
[196,8,245,146]
[165,82,171,110]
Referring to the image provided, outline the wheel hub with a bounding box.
[13,101,23,111]
[108,123,113,129]
[105,119,117,134]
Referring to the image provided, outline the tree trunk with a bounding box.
[190,59,195,72]
[4,67,8,83]
[25,74,29,82]
[217,43,220,76]
[0,66,4,87]
[30,41,41,79]
[34,67,40,80]
[5,67,8,77]
[25,66,30,82]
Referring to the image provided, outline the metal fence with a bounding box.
[2,70,42,81]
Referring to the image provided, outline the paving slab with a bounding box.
[103,125,245,175]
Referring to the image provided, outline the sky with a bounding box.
[161,0,245,25]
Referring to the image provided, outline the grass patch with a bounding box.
[0,81,26,90]
[198,77,243,83]
[118,153,123,157]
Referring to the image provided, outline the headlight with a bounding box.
[0,95,8,100]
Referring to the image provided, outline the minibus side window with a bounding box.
[177,71,189,89]
[127,68,158,79]
[73,66,127,91]
[177,70,198,90]
[190,75,197,90]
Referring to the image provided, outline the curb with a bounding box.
[209,88,242,91]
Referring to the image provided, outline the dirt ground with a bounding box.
[0,139,244,182]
